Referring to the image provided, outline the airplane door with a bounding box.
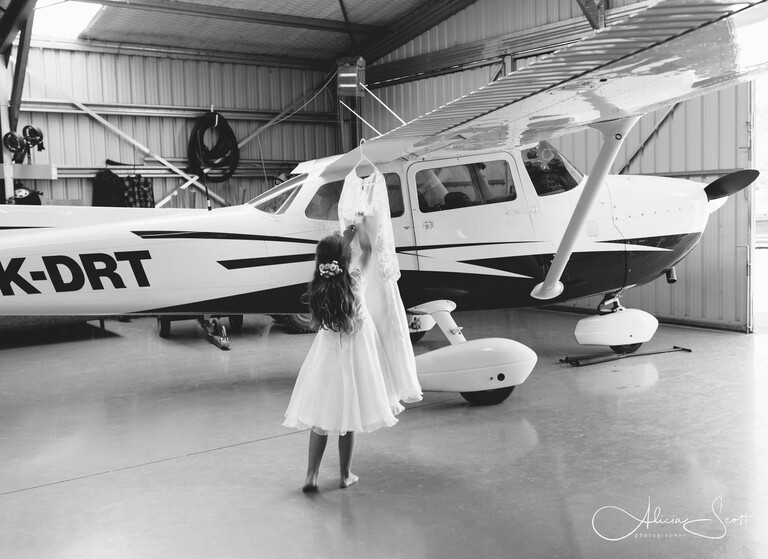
[385,172,419,304]
[406,154,538,304]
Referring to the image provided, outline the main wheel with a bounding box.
[228,315,244,333]
[609,343,642,354]
[156,316,171,338]
[460,386,515,406]
[272,313,317,334]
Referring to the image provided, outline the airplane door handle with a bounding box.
[422,220,434,230]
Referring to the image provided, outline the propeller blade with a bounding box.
[704,169,759,201]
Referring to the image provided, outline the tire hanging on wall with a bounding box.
[187,111,240,183]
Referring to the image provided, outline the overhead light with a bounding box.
[337,56,365,98]
[32,1,102,40]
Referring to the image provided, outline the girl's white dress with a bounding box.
[283,163,422,436]
[282,266,399,436]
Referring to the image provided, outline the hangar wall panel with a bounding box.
[15,46,338,206]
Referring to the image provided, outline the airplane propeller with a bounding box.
[704,169,759,201]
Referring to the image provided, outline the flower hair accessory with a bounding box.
[318,260,342,278]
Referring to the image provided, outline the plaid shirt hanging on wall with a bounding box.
[124,175,155,208]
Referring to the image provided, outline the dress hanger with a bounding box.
[353,139,376,178]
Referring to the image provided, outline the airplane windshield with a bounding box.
[250,173,307,214]
[522,142,583,197]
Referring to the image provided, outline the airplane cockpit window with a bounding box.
[305,173,405,221]
[522,142,583,197]
[305,180,343,220]
[414,160,516,213]
[250,173,307,215]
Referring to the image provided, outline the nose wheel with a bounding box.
[599,293,644,354]
[609,343,642,354]
[460,386,515,405]
[573,291,658,353]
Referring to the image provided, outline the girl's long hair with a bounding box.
[308,232,355,333]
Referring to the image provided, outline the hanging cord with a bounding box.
[187,111,240,183]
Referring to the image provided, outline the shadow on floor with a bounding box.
[0,319,117,349]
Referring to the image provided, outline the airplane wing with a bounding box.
[364,0,768,159]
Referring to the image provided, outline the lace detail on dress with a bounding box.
[337,166,423,407]
[339,170,400,282]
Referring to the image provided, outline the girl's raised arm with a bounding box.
[355,214,372,270]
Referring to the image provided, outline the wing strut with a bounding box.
[530,116,640,300]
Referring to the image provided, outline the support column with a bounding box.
[0,62,14,201]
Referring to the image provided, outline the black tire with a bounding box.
[609,343,642,354]
[273,313,317,334]
[460,386,515,406]
[409,331,427,343]
[228,315,244,333]
[157,316,171,338]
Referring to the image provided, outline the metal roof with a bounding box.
[0,0,480,69]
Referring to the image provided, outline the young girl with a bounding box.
[283,216,400,492]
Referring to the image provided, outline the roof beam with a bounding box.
[76,0,386,35]
[360,0,480,63]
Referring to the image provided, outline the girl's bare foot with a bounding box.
[340,473,359,489]
[302,475,319,493]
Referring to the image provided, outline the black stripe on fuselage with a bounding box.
[397,240,534,253]
[132,231,317,244]
[220,253,315,270]
[598,234,693,248]
[0,226,49,230]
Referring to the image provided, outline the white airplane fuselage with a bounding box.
[0,145,720,317]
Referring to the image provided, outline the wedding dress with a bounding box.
[338,163,423,409]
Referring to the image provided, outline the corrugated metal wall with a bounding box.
[14,46,339,207]
[363,0,753,331]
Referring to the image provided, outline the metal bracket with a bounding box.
[575,0,605,30]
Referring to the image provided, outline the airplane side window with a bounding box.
[522,141,582,197]
[415,160,515,212]
[475,160,517,204]
[305,174,404,221]
[385,174,404,218]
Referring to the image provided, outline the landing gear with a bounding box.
[597,291,623,314]
[272,313,316,334]
[155,314,242,350]
[573,291,658,351]
[227,314,244,333]
[200,317,229,350]
[609,343,642,354]
[157,316,171,338]
[460,386,515,405]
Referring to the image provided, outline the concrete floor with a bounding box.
[1,305,766,559]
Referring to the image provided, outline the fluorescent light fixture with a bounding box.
[32,1,102,40]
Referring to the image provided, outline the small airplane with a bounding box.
[1,0,767,405]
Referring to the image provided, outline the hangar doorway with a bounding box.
[754,75,768,332]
